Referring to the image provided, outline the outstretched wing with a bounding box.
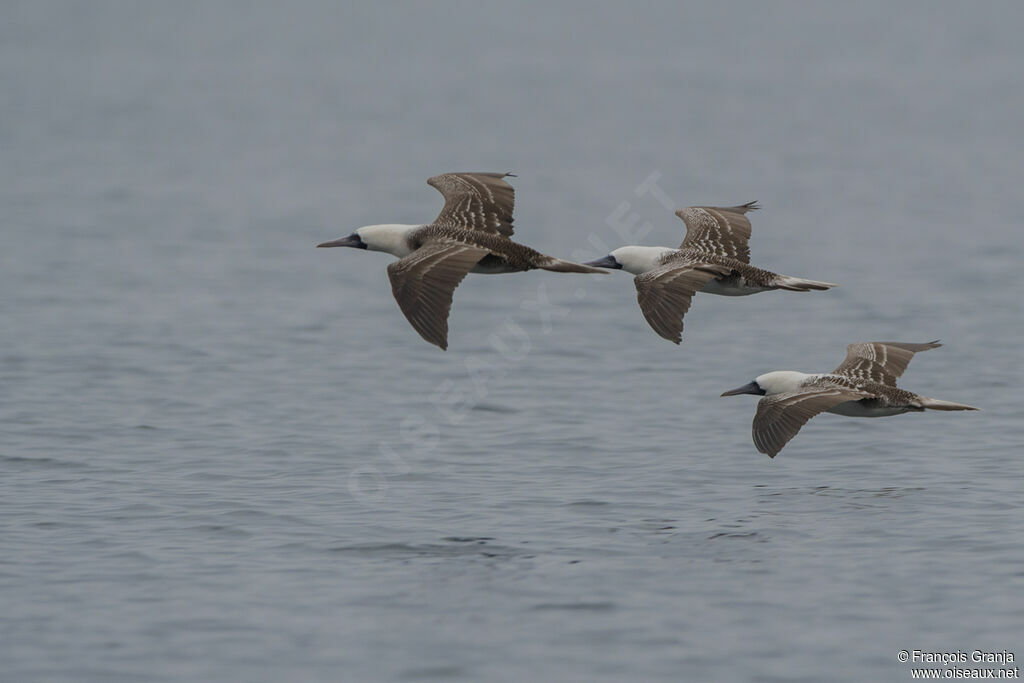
[676,201,760,263]
[386,240,490,350]
[753,383,871,458]
[633,261,733,344]
[427,172,516,237]
[832,341,941,387]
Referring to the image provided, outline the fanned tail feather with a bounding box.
[774,275,838,292]
[920,398,979,411]
[538,257,608,274]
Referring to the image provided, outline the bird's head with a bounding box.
[583,246,674,275]
[318,224,420,257]
[721,371,808,397]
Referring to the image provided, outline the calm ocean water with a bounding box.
[2,2,1022,681]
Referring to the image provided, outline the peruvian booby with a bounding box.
[583,202,837,344]
[318,172,605,350]
[721,341,978,458]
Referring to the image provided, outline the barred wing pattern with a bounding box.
[832,341,941,387]
[676,201,760,263]
[428,172,516,237]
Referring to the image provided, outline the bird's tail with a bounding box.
[537,257,608,274]
[919,397,979,411]
[773,275,838,291]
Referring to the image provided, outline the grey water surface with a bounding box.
[2,2,1023,681]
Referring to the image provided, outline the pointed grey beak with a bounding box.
[582,255,622,269]
[317,233,367,249]
[721,381,765,397]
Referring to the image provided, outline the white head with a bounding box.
[583,246,676,275]
[721,370,810,397]
[317,224,421,257]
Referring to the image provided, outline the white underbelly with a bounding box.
[826,401,910,418]
[700,279,770,296]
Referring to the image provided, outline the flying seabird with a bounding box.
[583,202,837,344]
[720,341,978,458]
[318,172,605,350]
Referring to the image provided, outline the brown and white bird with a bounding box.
[318,172,604,350]
[583,202,836,344]
[721,341,978,458]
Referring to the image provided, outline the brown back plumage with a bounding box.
[427,172,516,237]
[676,201,760,263]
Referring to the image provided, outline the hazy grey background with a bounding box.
[2,2,1022,681]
